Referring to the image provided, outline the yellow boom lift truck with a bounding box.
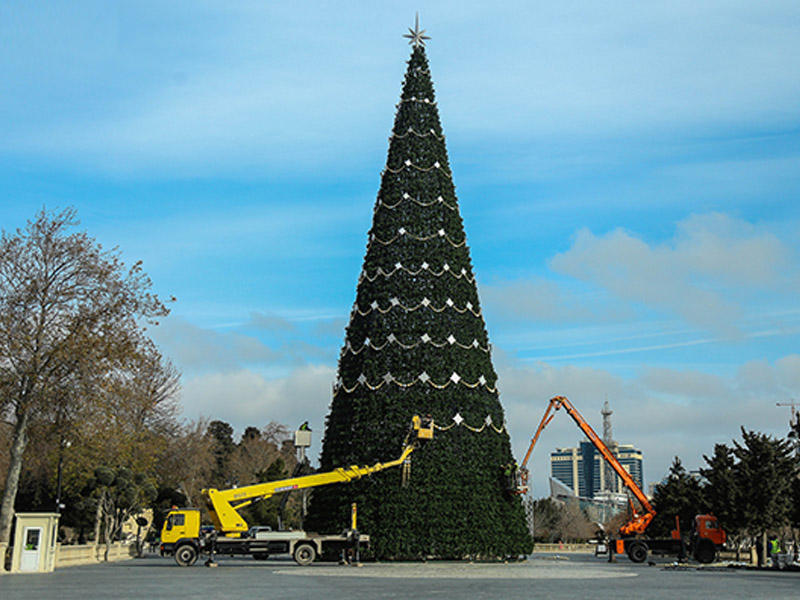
[160,415,434,566]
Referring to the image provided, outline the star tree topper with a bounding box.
[403,13,431,47]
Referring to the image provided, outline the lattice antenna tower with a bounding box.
[601,399,617,493]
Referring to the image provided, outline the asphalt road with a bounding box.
[2,553,798,599]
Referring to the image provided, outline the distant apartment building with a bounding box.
[550,441,644,499]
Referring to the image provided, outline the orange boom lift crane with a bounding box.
[518,396,726,564]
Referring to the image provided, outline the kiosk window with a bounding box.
[25,529,40,550]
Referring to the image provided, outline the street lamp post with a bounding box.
[55,439,71,513]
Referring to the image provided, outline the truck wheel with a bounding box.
[628,542,648,563]
[294,543,316,566]
[694,539,716,564]
[174,544,198,567]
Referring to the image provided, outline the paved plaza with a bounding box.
[2,553,798,599]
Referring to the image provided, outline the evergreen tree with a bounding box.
[788,411,800,453]
[306,35,531,558]
[207,420,235,487]
[791,476,800,532]
[700,443,742,535]
[650,457,704,537]
[241,426,261,443]
[789,413,800,532]
[784,413,800,534]
[733,428,796,564]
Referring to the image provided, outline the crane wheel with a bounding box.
[627,542,648,564]
[294,543,316,566]
[694,539,716,564]
[174,544,198,567]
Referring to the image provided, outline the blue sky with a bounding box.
[2,1,799,496]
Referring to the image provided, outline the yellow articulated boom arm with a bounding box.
[203,414,433,536]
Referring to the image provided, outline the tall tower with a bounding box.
[305,21,531,559]
[601,399,616,492]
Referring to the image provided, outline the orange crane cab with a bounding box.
[694,514,726,547]
[519,396,727,564]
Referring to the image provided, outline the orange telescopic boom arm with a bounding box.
[520,396,655,536]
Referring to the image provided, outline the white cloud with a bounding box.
[672,213,789,286]
[481,277,621,323]
[549,213,796,335]
[775,354,800,390]
[151,315,337,375]
[640,368,729,403]
[151,316,278,372]
[248,312,296,333]
[181,365,335,458]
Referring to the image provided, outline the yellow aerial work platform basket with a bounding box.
[412,415,434,440]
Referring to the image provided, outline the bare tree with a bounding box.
[230,433,283,487]
[154,419,215,507]
[0,208,169,544]
[529,497,597,543]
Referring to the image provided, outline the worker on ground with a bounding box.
[769,537,781,568]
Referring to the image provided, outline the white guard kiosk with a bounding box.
[11,513,60,573]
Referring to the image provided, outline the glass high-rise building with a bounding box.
[550,442,643,499]
[550,447,580,493]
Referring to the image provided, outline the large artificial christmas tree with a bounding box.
[305,24,532,559]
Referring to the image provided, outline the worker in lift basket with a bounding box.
[299,421,311,431]
[503,460,518,488]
